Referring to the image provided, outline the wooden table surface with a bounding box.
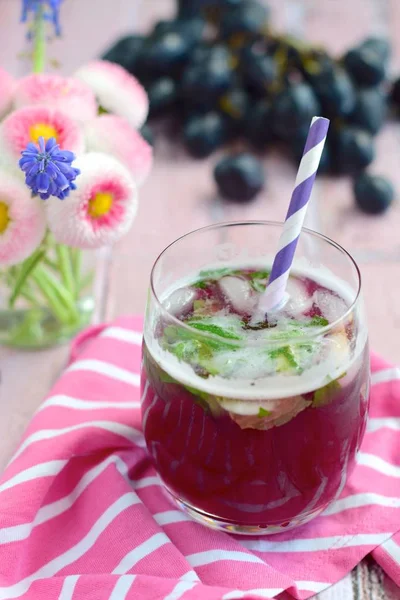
[1,1,400,598]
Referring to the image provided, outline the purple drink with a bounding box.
[141,265,369,534]
[141,222,369,534]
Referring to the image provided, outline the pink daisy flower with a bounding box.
[0,169,46,266]
[84,115,153,186]
[74,60,148,129]
[14,74,97,123]
[0,106,84,171]
[0,67,15,120]
[46,153,137,249]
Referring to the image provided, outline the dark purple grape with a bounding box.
[271,82,320,140]
[148,78,178,117]
[181,45,234,106]
[218,87,251,133]
[313,68,356,118]
[214,152,265,202]
[333,126,375,174]
[349,88,387,135]
[343,43,387,87]
[391,77,400,110]
[102,35,145,76]
[240,44,277,95]
[244,100,273,149]
[353,173,394,214]
[183,112,228,158]
[220,0,270,40]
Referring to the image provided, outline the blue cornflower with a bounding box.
[21,0,63,36]
[19,137,80,200]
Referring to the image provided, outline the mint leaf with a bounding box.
[307,315,329,327]
[199,267,234,279]
[258,407,271,418]
[250,270,270,280]
[269,346,300,372]
[312,378,341,407]
[189,321,242,340]
[192,280,207,289]
[248,270,269,292]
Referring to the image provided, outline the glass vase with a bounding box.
[0,235,108,349]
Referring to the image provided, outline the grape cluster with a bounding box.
[103,0,396,212]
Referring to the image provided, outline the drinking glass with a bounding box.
[141,221,370,535]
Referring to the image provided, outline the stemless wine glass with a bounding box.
[140,222,370,535]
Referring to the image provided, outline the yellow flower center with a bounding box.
[0,202,10,234]
[88,192,113,218]
[29,123,58,144]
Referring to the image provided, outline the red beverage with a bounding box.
[141,266,369,534]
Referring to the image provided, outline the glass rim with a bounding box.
[149,220,362,346]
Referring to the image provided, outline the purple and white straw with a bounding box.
[259,116,330,313]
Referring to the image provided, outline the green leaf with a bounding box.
[199,267,234,279]
[249,270,270,280]
[9,248,46,308]
[248,270,270,292]
[269,346,300,372]
[192,280,207,289]
[258,407,271,418]
[312,378,341,407]
[188,321,242,340]
[307,315,329,327]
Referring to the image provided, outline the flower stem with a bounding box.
[31,268,71,323]
[56,244,76,299]
[34,264,80,323]
[32,4,46,74]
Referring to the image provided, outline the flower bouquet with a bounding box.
[0,0,152,348]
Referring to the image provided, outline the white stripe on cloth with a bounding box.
[179,571,201,582]
[67,359,140,387]
[186,550,264,567]
[222,588,282,599]
[295,580,330,593]
[0,454,131,545]
[371,368,400,385]
[164,581,197,600]
[58,575,80,600]
[154,510,192,526]
[356,453,400,477]
[241,532,392,553]
[100,327,142,345]
[0,493,139,600]
[112,532,170,574]
[9,420,145,465]
[37,394,141,413]
[109,575,136,600]
[367,417,400,433]
[381,538,400,564]
[0,460,67,494]
[323,492,400,516]
[132,476,161,490]
[223,579,329,599]
[222,580,333,599]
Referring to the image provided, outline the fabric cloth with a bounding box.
[0,316,400,600]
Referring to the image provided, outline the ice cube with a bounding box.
[162,287,196,316]
[284,277,313,316]
[313,289,347,323]
[219,276,256,314]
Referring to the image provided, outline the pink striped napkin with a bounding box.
[0,316,400,600]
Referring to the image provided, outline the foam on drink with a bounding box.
[145,261,366,405]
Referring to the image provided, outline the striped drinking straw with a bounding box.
[259,116,330,313]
